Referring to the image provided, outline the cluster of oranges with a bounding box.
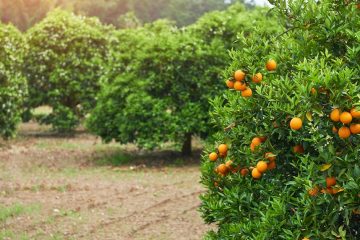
[209,139,279,180]
[308,176,343,196]
[251,152,277,179]
[330,107,360,138]
[225,59,277,98]
[209,144,249,178]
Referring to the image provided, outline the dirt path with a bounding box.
[0,123,212,240]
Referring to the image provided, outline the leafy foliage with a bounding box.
[200,1,360,239]
[0,23,27,139]
[23,10,111,132]
[87,4,279,154]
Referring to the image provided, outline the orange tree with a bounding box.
[87,4,281,155]
[23,10,111,132]
[0,23,27,139]
[200,1,360,239]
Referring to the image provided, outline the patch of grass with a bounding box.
[95,153,133,166]
[0,203,41,222]
[0,230,30,240]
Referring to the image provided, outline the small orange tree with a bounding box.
[201,1,360,239]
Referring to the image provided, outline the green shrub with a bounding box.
[23,10,111,132]
[200,1,360,239]
[87,5,281,155]
[0,23,27,139]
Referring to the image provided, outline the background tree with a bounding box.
[200,1,360,239]
[0,0,244,30]
[87,4,280,155]
[0,23,27,138]
[23,10,111,131]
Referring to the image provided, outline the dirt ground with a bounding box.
[0,122,212,240]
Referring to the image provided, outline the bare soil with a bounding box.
[0,122,212,240]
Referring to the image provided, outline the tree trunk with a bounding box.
[181,133,192,156]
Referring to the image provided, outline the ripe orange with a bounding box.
[340,111,352,124]
[226,80,234,89]
[234,70,245,81]
[308,187,319,196]
[330,108,341,122]
[265,152,276,161]
[310,88,317,95]
[217,164,228,175]
[266,59,277,71]
[225,160,233,168]
[209,152,218,161]
[293,144,304,154]
[234,81,246,91]
[332,126,338,133]
[350,107,360,118]
[241,88,252,97]
[338,126,351,139]
[251,168,262,179]
[267,161,276,170]
[251,137,262,147]
[252,73,263,83]
[350,123,360,134]
[326,177,336,188]
[218,144,228,154]
[290,117,303,130]
[240,168,249,176]
[256,161,268,173]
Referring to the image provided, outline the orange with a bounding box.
[234,81,246,91]
[330,108,341,122]
[226,80,234,89]
[241,88,252,97]
[251,168,262,179]
[256,161,268,173]
[266,59,277,71]
[293,144,304,154]
[308,187,319,196]
[332,126,338,133]
[265,152,276,161]
[267,161,276,170]
[217,164,228,175]
[251,137,262,147]
[209,152,218,161]
[240,168,249,176]
[225,160,233,168]
[350,107,360,118]
[326,177,336,188]
[219,152,227,158]
[338,126,351,139]
[340,111,352,124]
[290,117,303,130]
[234,70,245,81]
[252,73,263,83]
[310,88,317,95]
[350,124,360,134]
[218,144,228,154]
